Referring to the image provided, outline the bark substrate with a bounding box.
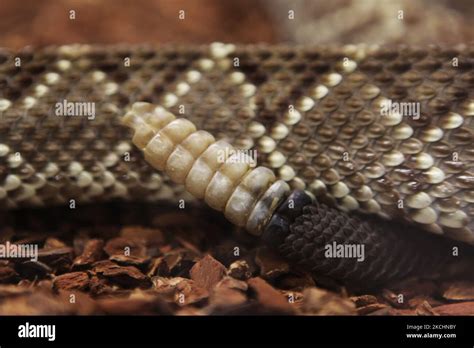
[0,202,473,316]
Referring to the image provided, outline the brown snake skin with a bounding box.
[0,43,473,246]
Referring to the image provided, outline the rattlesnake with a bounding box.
[1,43,473,287]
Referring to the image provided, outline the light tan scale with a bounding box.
[122,102,290,235]
[0,42,473,244]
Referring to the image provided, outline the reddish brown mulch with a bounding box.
[0,0,277,50]
[1,203,473,315]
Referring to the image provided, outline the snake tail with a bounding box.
[123,102,468,288]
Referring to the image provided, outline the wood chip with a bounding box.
[210,240,247,267]
[0,284,32,298]
[408,295,443,309]
[302,288,356,315]
[162,249,200,277]
[93,260,151,288]
[416,300,438,316]
[210,286,247,308]
[247,277,294,314]
[15,260,52,279]
[152,276,186,290]
[147,256,168,277]
[37,247,73,272]
[175,307,204,315]
[368,307,403,316]
[381,289,408,308]
[350,294,378,308]
[190,254,226,291]
[174,279,209,306]
[37,247,74,261]
[97,290,172,315]
[53,272,90,292]
[43,237,68,249]
[357,303,388,315]
[0,291,71,315]
[72,239,104,270]
[434,302,474,315]
[175,235,202,255]
[442,281,474,301]
[389,279,438,299]
[88,274,113,297]
[215,276,248,292]
[110,254,150,268]
[227,260,251,280]
[255,247,290,280]
[0,266,19,284]
[56,290,98,315]
[281,290,304,310]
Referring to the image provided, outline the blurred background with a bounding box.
[0,0,473,49]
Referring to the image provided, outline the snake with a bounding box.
[0,42,473,289]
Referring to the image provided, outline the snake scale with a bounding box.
[0,42,473,288]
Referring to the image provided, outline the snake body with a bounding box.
[0,43,473,285]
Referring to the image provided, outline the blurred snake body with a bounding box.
[0,43,473,285]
